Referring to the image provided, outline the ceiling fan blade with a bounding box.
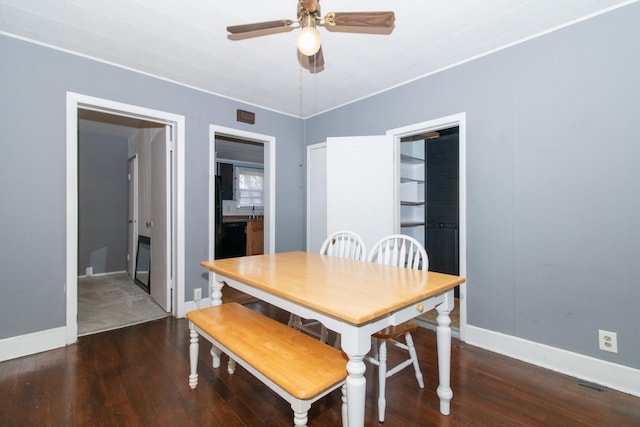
[309,45,324,69]
[227,19,293,34]
[326,11,395,28]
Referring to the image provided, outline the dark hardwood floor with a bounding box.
[1,301,639,426]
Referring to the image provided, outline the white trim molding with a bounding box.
[387,112,468,341]
[208,125,276,258]
[66,92,187,347]
[466,325,640,397]
[0,327,66,362]
[184,298,213,314]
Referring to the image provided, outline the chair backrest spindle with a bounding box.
[320,231,367,261]
[368,234,428,271]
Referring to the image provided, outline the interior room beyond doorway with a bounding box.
[77,109,169,335]
[214,135,265,260]
[392,117,465,336]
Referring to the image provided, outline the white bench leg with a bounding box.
[188,327,199,389]
[291,400,312,427]
[293,411,308,427]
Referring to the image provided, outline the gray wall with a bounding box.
[304,3,640,369]
[0,33,304,340]
[78,128,129,275]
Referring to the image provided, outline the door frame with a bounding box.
[208,125,276,265]
[66,92,186,344]
[127,155,139,278]
[387,112,468,341]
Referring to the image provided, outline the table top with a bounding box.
[201,252,465,325]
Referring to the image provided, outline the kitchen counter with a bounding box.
[222,215,264,223]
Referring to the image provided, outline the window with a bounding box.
[236,167,264,207]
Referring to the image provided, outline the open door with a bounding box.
[325,135,395,251]
[150,126,172,312]
[306,143,327,253]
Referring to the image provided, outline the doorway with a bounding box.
[208,125,276,294]
[388,113,467,340]
[76,111,171,334]
[214,136,265,259]
[66,92,186,344]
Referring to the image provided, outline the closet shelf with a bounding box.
[400,221,426,227]
[400,154,424,164]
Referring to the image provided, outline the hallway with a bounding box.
[78,272,168,336]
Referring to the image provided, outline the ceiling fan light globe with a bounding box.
[296,26,321,56]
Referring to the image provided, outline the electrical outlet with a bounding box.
[194,288,202,301]
[598,330,618,353]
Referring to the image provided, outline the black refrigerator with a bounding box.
[214,168,247,259]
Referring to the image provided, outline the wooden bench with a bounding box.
[187,303,348,427]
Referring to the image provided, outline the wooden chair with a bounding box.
[366,234,427,423]
[288,231,367,344]
[318,230,367,261]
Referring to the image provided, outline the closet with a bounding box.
[307,128,459,279]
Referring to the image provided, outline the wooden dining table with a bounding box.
[201,251,465,427]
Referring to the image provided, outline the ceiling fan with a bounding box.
[227,0,395,69]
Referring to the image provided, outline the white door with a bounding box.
[325,135,395,251]
[127,156,138,278]
[150,126,172,312]
[307,143,327,253]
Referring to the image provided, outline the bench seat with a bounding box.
[187,302,347,426]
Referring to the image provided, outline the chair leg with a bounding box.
[341,383,348,427]
[287,313,298,328]
[320,325,328,344]
[378,339,388,423]
[370,337,379,360]
[405,332,424,388]
[227,357,236,375]
[334,333,341,349]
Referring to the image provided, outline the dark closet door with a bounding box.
[426,132,459,276]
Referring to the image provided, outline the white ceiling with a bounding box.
[0,0,636,118]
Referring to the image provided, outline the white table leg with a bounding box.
[341,384,348,427]
[436,298,453,415]
[210,276,224,306]
[210,278,224,368]
[346,354,366,427]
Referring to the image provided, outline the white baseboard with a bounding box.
[415,317,460,339]
[183,297,212,315]
[0,327,67,362]
[5,309,636,400]
[77,270,128,279]
[466,325,640,397]
[2,296,202,362]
